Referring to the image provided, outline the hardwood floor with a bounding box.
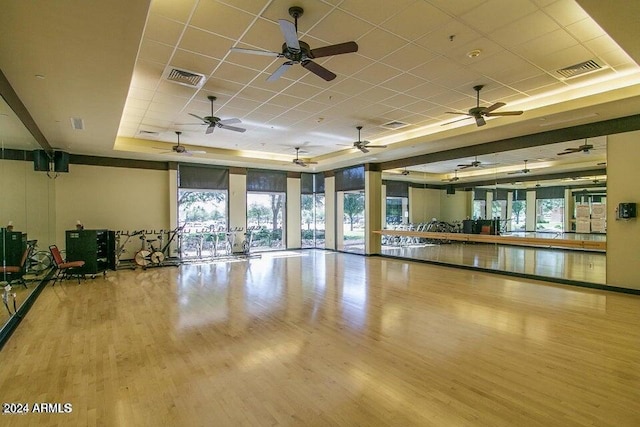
[382,243,606,284]
[1,250,639,426]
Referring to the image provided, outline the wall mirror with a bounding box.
[1,94,53,333]
[380,137,607,285]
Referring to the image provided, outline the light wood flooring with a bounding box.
[382,243,606,284]
[1,250,639,426]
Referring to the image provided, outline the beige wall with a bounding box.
[409,187,440,223]
[228,172,247,252]
[324,176,335,250]
[54,164,170,251]
[365,170,382,254]
[606,130,640,289]
[0,159,54,247]
[440,190,469,222]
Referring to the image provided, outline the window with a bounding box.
[386,196,408,226]
[301,173,325,248]
[536,187,565,232]
[336,166,365,254]
[178,189,227,257]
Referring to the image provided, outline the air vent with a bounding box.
[138,130,159,136]
[381,120,409,130]
[162,66,206,88]
[556,59,604,79]
[70,117,84,130]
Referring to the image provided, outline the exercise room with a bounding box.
[2,1,640,426]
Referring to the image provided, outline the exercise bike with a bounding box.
[134,225,184,267]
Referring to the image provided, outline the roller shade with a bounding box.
[335,166,364,191]
[178,165,228,189]
[512,189,527,201]
[301,173,325,194]
[247,169,287,192]
[536,186,565,199]
[384,180,409,197]
[474,189,487,200]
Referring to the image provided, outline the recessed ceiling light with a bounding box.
[467,49,482,58]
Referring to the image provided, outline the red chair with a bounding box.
[0,246,30,289]
[49,245,85,285]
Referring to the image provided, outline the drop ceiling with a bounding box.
[1,0,639,183]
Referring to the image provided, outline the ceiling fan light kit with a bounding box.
[229,6,358,82]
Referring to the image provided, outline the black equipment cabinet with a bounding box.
[462,219,500,235]
[66,229,116,276]
[1,228,27,268]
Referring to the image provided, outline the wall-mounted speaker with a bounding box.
[54,151,70,172]
[446,185,456,195]
[33,150,50,171]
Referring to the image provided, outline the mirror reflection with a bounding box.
[1,94,52,328]
[380,137,607,284]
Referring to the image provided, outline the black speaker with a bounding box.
[619,203,637,219]
[33,150,50,171]
[446,185,456,195]
[54,151,70,172]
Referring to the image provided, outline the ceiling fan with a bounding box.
[292,147,318,167]
[442,170,460,182]
[443,85,523,127]
[557,142,594,155]
[508,159,531,175]
[229,6,358,82]
[457,156,497,170]
[187,95,246,134]
[156,131,206,156]
[351,126,387,153]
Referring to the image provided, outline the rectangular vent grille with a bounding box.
[70,117,84,130]
[381,120,409,130]
[556,59,603,79]
[163,67,206,88]
[139,130,159,136]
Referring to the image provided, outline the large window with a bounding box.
[178,166,229,258]
[301,173,325,248]
[336,166,365,254]
[536,187,565,232]
[384,180,409,227]
[247,169,287,252]
[473,189,487,219]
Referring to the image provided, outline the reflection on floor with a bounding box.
[382,242,606,284]
[1,251,638,426]
[1,270,50,323]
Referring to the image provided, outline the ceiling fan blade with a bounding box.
[309,41,359,58]
[189,150,207,154]
[188,113,208,123]
[457,164,473,169]
[482,102,506,113]
[219,124,246,133]
[205,124,216,134]
[445,111,471,116]
[301,60,336,81]
[366,145,388,149]
[485,110,523,116]
[475,115,486,127]
[218,118,241,125]
[359,146,370,154]
[267,62,293,81]
[442,116,472,126]
[278,19,300,50]
[229,47,281,57]
[557,150,576,155]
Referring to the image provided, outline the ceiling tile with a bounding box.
[442,37,505,66]
[382,44,439,73]
[318,53,374,79]
[156,80,198,99]
[565,18,607,43]
[380,73,427,93]
[281,81,331,99]
[236,85,278,103]
[130,60,165,90]
[509,73,560,93]
[357,86,398,103]
[352,62,401,84]
[216,0,270,15]
[356,28,408,61]
[469,51,541,84]
[268,93,305,109]
[416,19,481,55]
[212,62,260,85]
[127,87,155,101]
[517,28,578,63]
[202,78,245,96]
[328,78,375,97]
[536,44,593,73]
[223,97,263,112]
[236,17,283,51]
[179,27,234,60]
[410,56,466,82]
[190,1,255,40]
[170,49,220,76]
[381,2,451,42]
[489,11,561,48]
[306,9,373,45]
[380,93,421,109]
[150,0,197,23]
[144,14,186,46]
[337,0,415,26]
[410,81,448,99]
[261,0,333,28]
[461,0,538,34]
[543,0,590,27]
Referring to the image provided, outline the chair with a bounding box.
[49,245,85,285]
[0,246,30,289]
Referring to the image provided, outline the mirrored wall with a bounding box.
[380,137,607,285]
[1,94,54,336]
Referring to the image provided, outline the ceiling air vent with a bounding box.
[138,130,159,136]
[556,59,604,79]
[381,120,409,130]
[70,117,84,130]
[162,66,206,88]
